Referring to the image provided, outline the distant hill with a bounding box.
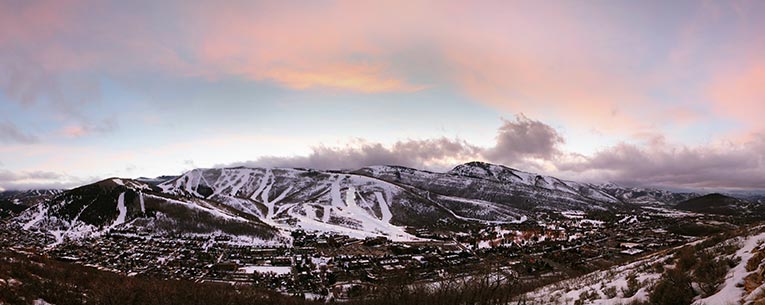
[0,189,62,219]
[0,199,26,218]
[675,193,763,216]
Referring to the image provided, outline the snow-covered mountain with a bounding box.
[9,161,738,245]
[15,178,279,245]
[596,183,697,206]
[352,162,625,213]
[157,167,450,241]
[0,189,62,206]
[0,189,62,218]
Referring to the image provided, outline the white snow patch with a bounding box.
[618,215,639,224]
[139,191,145,213]
[375,191,392,223]
[562,210,586,219]
[322,205,331,223]
[238,265,292,275]
[330,177,344,208]
[286,201,418,242]
[112,192,127,227]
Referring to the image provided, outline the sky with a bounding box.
[1,0,764,191]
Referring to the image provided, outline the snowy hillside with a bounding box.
[16,178,279,245]
[522,226,765,305]
[0,189,62,218]
[158,167,450,241]
[597,183,697,206]
[11,161,749,246]
[353,162,624,212]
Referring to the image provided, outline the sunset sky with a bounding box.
[1,0,764,191]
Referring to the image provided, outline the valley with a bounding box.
[1,162,762,304]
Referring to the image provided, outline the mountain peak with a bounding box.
[85,178,154,192]
[448,161,527,182]
[451,161,513,171]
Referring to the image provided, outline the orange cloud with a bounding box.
[183,1,423,93]
[261,64,426,93]
[60,125,86,138]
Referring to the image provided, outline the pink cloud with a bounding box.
[60,125,87,138]
[708,60,765,130]
[181,1,424,92]
[2,0,765,137]
[177,1,661,130]
[57,118,117,138]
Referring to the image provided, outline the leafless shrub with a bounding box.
[621,273,642,298]
[602,285,618,299]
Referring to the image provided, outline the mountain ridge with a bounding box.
[7,161,751,245]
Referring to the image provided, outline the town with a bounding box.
[0,208,726,301]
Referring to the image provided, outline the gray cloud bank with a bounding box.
[223,115,557,172]
[224,116,765,190]
[3,116,764,191]
[225,138,482,171]
[0,170,68,191]
[557,135,765,189]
